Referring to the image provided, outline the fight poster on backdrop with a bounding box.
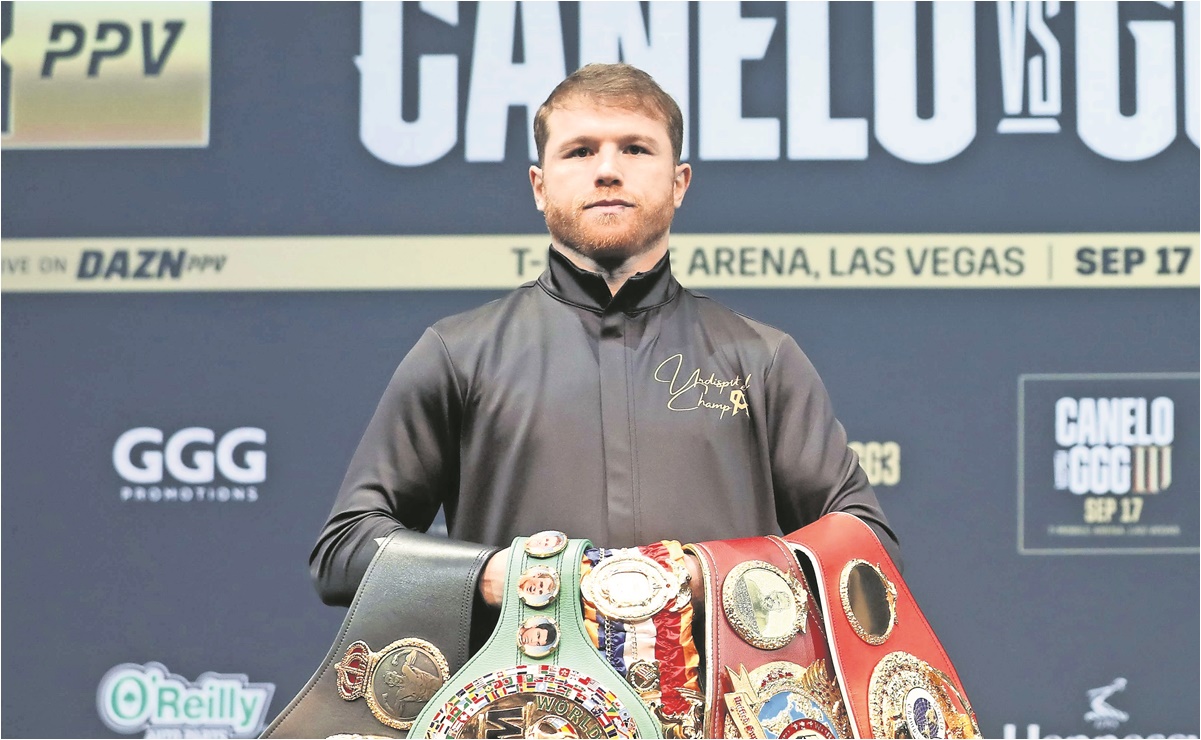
[2,2,1198,739]
[1019,373,1200,555]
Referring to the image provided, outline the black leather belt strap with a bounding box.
[261,530,499,739]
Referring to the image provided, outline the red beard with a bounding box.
[543,188,676,266]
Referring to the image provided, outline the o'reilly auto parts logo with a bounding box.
[113,427,265,503]
[98,662,273,738]
[1018,374,1199,555]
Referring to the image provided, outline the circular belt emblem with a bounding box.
[905,687,946,740]
[525,530,568,558]
[580,550,686,622]
[839,559,898,645]
[867,652,980,739]
[721,560,809,650]
[517,565,561,609]
[335,638,450,730]
[422,665,639,739]
[518,615,561,659]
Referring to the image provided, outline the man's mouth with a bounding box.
[585,199,635,214]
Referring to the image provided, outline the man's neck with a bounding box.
[550,242,668,296]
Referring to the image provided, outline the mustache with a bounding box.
[576,190,639,209]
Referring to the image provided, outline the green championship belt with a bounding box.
[409,532,661,739]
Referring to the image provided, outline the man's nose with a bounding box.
[593,147,622,186]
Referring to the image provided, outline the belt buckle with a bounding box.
[581,550,684,623]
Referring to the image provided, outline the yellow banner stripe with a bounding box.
[1,233,1197,292]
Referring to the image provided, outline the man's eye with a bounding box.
[627,145,646,155]
[568,147,590,158]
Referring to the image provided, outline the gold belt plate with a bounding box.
[581,550,686,623]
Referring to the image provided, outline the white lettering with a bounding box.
[216,428,267,484]
[165,427,215,484]
[114,428,266,485]
[1150,397,1174,445]
[1026,1,1062,116]
[578,1,690,160]
[113,427,164,484]
[1065,444,1131,494]
[1055,397,1078,446]
[465,1,566,162]
[1094,398,1123,446]
[1077,2,1176,161]
[998,1,1031,115]
[698,2,779,160]
[357,2,459,166]
[874,1,976,163]
[998,0,1061,121]
[785,1,868,160]
[1068,445,1090,493]
[1057,397,1170,447]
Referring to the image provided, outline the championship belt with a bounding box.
[685,536,849,739]
[408,532,661,739]
[260,530,498,738]
[579,541,703,738]
[780,513,981,739]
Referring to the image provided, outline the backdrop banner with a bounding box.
[2,2,1198,738]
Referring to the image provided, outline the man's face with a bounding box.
[521,627,549,646]
[521,575,553,598]
[530,99,691,266]
[528,533,560,551]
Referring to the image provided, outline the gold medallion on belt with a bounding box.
[581,550,690,622]
[722,560,810,650]
[334,638,450,730]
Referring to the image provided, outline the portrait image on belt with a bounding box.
[525,530,569,559]
[517,616,560,659]
[517,565,561,608]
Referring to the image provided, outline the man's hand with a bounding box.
[478,546,509,608]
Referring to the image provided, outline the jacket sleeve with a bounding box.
[764,335,903,571]
[310,327,472,606]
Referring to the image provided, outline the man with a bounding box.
[311,63,898,610]
[516,567,559,608]
[518,619,558,653]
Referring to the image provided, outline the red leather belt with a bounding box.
[685,536,850,739]
[781,512,980,739]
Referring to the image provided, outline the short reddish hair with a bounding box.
[534,63,684,166]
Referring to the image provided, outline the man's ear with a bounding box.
[530,165,546,212]
[673,162,692,208]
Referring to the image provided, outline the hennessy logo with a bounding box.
[1084,677,1129,731]
[654,353,752,419]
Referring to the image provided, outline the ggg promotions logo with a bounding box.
[98,662,274,738]
[1018,374,1199,554]
[1,1,210,148]
[112,427,265,503]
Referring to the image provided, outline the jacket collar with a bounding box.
[538,246,679,315]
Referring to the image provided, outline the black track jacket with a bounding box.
[312,248,899,605]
